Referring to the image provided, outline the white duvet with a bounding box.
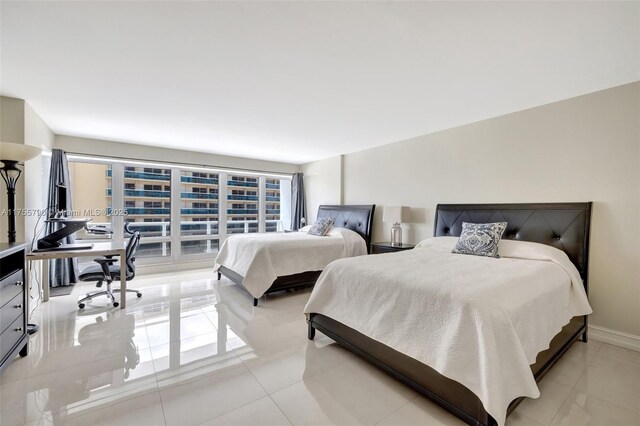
[214,228,367,298]
[304,237,592,426]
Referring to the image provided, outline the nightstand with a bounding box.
[370,242,415,254]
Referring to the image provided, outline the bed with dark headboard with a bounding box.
[307,202,591,426]
[316,204,376,253]
[218,204,375,306]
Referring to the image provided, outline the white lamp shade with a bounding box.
[382,206,411,223]
[0,142,42,162]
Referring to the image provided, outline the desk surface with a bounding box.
[27,242,126,260]
[26,241,128,308]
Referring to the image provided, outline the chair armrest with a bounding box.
[94,257,118,265]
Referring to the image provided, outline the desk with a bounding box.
[27,242,127,309]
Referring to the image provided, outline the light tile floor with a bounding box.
[1,269,638,426]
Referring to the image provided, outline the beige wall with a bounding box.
[304,82,640,338]
[0,97,54,244]
[55,135,300,175]
[301,155,343,223]
[0,97,25,143]
[24,102,55,243]
[0,97,26,242]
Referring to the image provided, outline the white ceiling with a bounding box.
[1,1,638,164]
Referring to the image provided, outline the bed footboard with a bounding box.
[307,313,586,426]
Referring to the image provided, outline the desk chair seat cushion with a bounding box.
[79,264,131,282]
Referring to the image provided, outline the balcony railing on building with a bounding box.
[227,180,258,188]
[180,176,219,185]
[115,207,220,216]
[107,189,218,200]
[107,169,171,182]
[83,220,283,258]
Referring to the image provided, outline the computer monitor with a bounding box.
[55,184,67,217]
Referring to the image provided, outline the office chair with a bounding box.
[77,224,142,309]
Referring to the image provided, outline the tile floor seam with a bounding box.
[372,397,413,425]
[241,346,339,395]
[266,394,295,426]
[199,307,220,330]
[586,341,603,366]
[522,412,544,426]
[194,392,267,426]
[549,388,640,424]
[569,357,640,416]
[570,342,604,391]
[186,364,269,426]
[42,380,164,425]
[154,379,172,426]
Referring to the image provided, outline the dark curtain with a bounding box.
[46,149,79,287]
[290,172,306,230]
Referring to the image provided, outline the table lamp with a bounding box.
[382,206,411,246]
[0,142,42,243]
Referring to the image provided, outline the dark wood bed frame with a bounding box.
[308,202,592,426]
[217,204,375,306]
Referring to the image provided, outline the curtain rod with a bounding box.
[64,151,296,179]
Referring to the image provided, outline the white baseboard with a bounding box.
[589,324,640,352]
[137,260,212,276]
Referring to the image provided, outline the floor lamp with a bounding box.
[0,141,43,335]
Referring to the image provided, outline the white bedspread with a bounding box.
[304,237,592,426]
[214,228,367,298]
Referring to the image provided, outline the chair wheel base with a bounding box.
[137,293,142,298]
[113,302,119,308]
[78,303,85,309]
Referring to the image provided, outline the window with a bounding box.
[227,173,259,234]
[180,170,219,255]
[265,178,282,232]
[144,168,167,174]
[69,155,291,264]
[123,165,171,256]
[181,239,219,255]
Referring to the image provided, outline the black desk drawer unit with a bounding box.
[1,314,25,356]
[0,270,24,307]
[0,293,24,334]
[0,243,28,373]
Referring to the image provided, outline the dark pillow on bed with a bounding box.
[452,222,507,258]
[308,218,335,236]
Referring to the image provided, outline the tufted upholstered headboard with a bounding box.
[434,203,592,285]
[316,205,376,253]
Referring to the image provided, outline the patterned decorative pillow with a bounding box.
[307,218,335,236]
[452,222,507,258]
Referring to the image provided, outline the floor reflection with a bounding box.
[0,276,241,423]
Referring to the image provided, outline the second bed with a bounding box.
[214,204,375,305]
